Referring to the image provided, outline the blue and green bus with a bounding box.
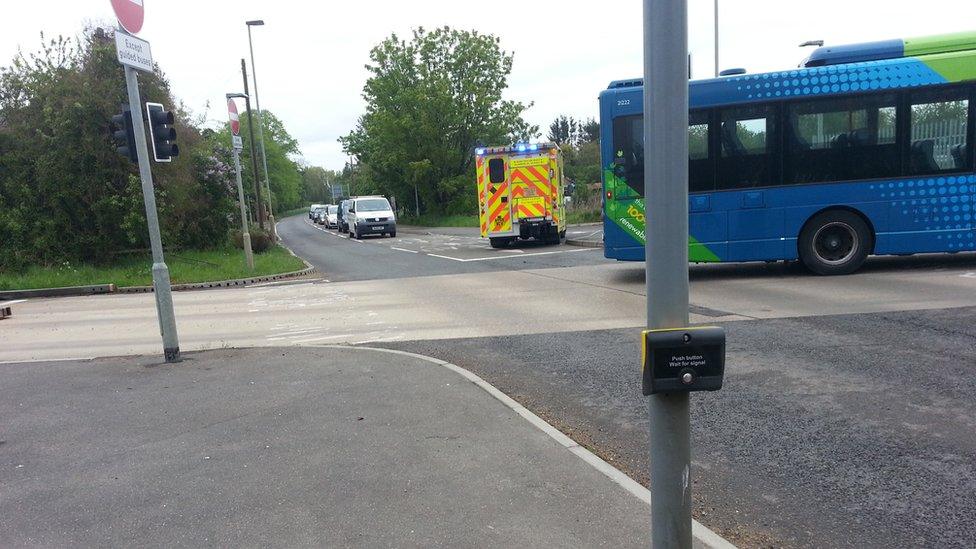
[600,32,976,274]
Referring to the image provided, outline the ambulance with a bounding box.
[475,142,566,248]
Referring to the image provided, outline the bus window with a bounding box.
[786,94,898,184]
[689,111,714,192]
[718,106,775,189]
[909,90,970,174]
[611,114,645,196]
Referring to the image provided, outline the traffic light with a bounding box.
[146,102,179,162]
[110,108,138,163]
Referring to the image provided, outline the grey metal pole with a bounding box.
[644,0,691,546]
[241,59,265,230]
[232,147,255,270]
[714,0,720,77]
[248,25,275,231]
[123,64,181,363]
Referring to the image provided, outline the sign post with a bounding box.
[643,0,691,546]
[227,96,254,271]
[111,0,181,363]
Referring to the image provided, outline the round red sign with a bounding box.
[110,0,145,35]
[227,99,241,136]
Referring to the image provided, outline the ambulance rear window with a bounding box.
[488,158,505,184]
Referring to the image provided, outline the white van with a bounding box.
[346,196,396,239]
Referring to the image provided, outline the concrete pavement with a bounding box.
[0,346,730,548]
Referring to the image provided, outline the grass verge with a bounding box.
[277,207,308,218]
[0,245,307,291]
[566,209,602,224]
[398,213,480,227]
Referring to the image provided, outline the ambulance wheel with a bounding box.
[489,237,512,248]
[545,228,561,245]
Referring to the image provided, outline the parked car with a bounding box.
[308,204,324,219]
[325,204,339,229]
[347,196,396,239]
[337,199,351,233]
[313,206,328,224]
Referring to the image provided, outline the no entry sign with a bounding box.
[227,99,243,150]
[227,99,241,136]
[111,0,145,35]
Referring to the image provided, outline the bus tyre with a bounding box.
[799,210,871,276]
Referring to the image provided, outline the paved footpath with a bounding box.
[0,346,731,548]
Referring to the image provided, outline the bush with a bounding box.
[230,225,273,253]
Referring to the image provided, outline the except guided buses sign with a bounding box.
[115,32,153,72]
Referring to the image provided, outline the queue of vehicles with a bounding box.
[308,196,398,239]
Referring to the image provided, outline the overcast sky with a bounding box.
[3,1,975,170]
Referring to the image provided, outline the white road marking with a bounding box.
[961,272,976,278]
[428,248,598,263]
[391,247,419,254]
[290,334,350,344]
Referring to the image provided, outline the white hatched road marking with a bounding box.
[305,219,599,262]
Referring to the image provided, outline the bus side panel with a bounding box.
[876,174,976,254]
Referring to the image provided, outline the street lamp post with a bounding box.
[246,19,276,239]
[714,0,719,77]
[241,59,264,230]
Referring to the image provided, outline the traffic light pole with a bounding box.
[124,63,181,363]
[644,0,691,547]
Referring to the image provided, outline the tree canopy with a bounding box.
[0,29,235,270]
[341,27,537,216]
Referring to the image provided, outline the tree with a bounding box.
[548,115,602,210]
[341,26,537,216]
[0,28,235,270]
[548,115,579,146]
[218,109,304,213]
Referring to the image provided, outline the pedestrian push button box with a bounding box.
[641,326,725,395]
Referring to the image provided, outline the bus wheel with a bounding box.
[799,210,871,275]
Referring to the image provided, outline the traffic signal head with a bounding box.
[146,102,179,162]
[110,109,138,163]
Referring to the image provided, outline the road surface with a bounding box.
[5,214,976,547]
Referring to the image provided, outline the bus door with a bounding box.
[688,112,727,262]
[605,115,650,257]
[718,107,785,261]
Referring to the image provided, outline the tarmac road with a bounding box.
[380,305,976,549]
[276,215,607,281]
